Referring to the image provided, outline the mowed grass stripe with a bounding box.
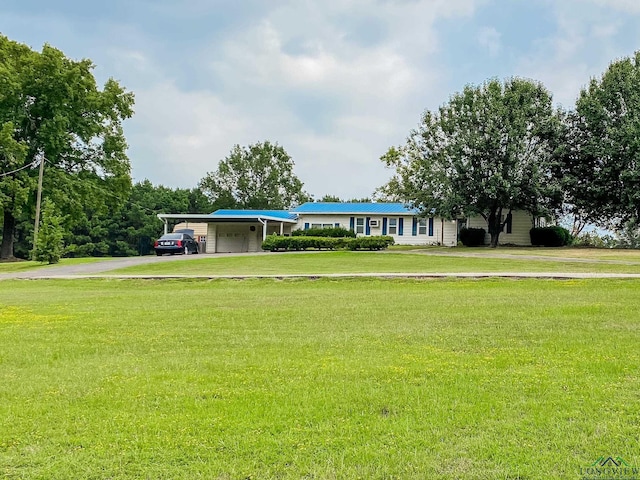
[110,251,640,275]
[0,278,638,479]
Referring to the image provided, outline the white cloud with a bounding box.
[588,0,640,13]
[477,26,501,56]
[513,2,636,108]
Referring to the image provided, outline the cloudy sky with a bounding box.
[2,0,639,199]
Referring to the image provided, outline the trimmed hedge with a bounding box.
[292,227,356,238]
[346,236,395,251]
[459,227,486,247]
[529,226,572,247]
[262,235,394,252]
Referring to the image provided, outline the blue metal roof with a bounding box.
[292,202,419,215]
[211,209,298,221]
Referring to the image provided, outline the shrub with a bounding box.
[262,235,393,251]
[292,227,356,238]
[32,200,65,264]
[530,226,572,247]
[262,235,346,251]
[346,236,395,251]
[459,227,486,247]
[572,232,617,249]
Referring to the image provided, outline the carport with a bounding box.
[157,210,298,254]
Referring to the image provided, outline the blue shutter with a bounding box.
[398,218,404,236]
[335,223,340,228]
[382,217,387,235]
[365,217,371,235]
[349,217,355,231]
[506,213,513,234]
[304,223,310,230]
[412,217,417,236]
[428,217,434,236]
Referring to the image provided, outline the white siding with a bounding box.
[295,214,451,246]
[466,211,535,246]
[206,224,217,253]
[173,222,208,238]
[440,219,459,247]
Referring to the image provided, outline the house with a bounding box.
[292,202,458,246]
[157,202,540,253]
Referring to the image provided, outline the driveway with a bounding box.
[0,252,268,279]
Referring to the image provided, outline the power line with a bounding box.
[0,160,37,177]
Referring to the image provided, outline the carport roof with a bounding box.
[211,209,298,223]
[157,210,298,224]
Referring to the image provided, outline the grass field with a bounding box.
[0,257,106,274]
[390,245,640,261]
[1,277,639,479]
[109,251,640,276]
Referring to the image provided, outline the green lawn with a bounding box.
[390,244,640,261]
[110,251,640,276]
[1,278,639,478]
[0,257,107,274]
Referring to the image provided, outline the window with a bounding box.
[418,218,427,235]
[356,217,365,234]
[312,223,336,229]
[388,218,397,235]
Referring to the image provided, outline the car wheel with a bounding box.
[184,246,189,255]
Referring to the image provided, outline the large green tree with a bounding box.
[381,78,565,247]
[0,35,134,259]
[199,141,310,210]
[563,51,640,230]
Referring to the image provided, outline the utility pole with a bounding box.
[32,154,45,254]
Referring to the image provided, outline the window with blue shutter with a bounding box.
[412,217,417,236]
[304,222,310,230]
[365,217,371,235]
[398,218,404,236]
[428,217,434,236]
[382,217,387,235]
[388,218,397,235]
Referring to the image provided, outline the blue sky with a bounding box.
[2,0,640,199]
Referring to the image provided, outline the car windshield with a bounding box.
[160,234,182,240]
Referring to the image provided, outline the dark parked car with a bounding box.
[154,233,199,256]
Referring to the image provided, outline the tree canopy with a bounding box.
[0,35,134,259]
[562,51,640,230]
[381,77,565,247]
[198,141,310,210]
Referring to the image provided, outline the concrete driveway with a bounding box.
[0,252,268,279]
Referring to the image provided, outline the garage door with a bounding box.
[216,230,248,253]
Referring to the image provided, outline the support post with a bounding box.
[32,155,45,253]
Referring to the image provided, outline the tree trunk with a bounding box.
[1,209,16,260]
[487,207,502,248]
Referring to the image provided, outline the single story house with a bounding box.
[157,202,542,254]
